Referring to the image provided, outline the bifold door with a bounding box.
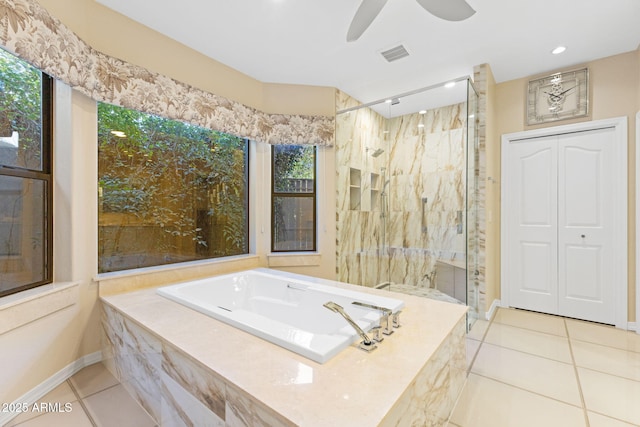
[505,127,618,325]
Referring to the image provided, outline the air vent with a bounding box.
[380,45,409,62]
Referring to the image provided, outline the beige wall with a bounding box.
[35,0,335,117]
[492,49,640,322]
[637,48,640,107]
[0,86,100,406]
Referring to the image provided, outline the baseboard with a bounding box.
[0,351,102,426]
[485,299,502,321]
[628,322,637,332]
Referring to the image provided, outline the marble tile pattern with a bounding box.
[335,90,469,293]
[471,65,488,316]
[100,270,468,426]
[379,317,467,427]
[102,304,162,422]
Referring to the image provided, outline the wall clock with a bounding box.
[526,68,589,125]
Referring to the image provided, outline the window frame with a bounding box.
[270,145,317,253]
[0,66,53,297]
[96,102,251,273]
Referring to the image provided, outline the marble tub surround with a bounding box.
[101,270,468,426]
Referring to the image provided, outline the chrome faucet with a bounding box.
[323,302,377,352]
[351,301,394,335]
[392,311,402,328]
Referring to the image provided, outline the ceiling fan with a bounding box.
[347,0,476,42]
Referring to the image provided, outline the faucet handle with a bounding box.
[392,311,402,328]
[370,326,384,342]
[381,314,394,335]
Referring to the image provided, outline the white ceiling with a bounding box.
[97,0,640,115]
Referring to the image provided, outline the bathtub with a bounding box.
[156,268,404,363]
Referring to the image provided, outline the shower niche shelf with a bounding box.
[370,173,381,211]
[349,168,361,210]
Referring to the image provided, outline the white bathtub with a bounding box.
[156,268,404,363]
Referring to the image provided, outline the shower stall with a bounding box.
[335,77,480,328]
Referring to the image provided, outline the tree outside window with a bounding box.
[98,103,249,273]
[271,145,316,252]
[0,48,52,297]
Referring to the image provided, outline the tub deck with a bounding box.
[156,269,405,363]
[100,268,468,426]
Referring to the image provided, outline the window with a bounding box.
[98,103,249,273]
[271,145,316,251]
[0,49,53,297]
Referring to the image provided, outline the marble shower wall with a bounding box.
[336,91,467,290]
[471,65,489,317]
[335,91,389,287]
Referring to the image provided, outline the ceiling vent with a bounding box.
[380,45,409,63]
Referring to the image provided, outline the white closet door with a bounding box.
[506,136,558,314]
[558,128,616,324]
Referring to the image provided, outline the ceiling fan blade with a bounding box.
[415,0,475,21]
[346,0,388,42]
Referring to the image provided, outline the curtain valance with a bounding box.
[0,0,334,146]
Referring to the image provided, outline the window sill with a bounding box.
[94,254,260,283]
[267,252,322,267]
[0,282,79,335]
[95,254,262,296]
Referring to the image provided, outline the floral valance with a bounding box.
[0,0,334,146]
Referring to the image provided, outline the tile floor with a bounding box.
[449,308,640,427]
[4,363,155,427]
[4,307,640,427]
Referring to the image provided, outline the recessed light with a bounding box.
[444,82,456,89]
[551,46,566,55]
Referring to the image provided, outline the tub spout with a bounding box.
[351,301,394,335]
[323,301,377,352]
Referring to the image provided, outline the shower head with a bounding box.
[369,148,385,158]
